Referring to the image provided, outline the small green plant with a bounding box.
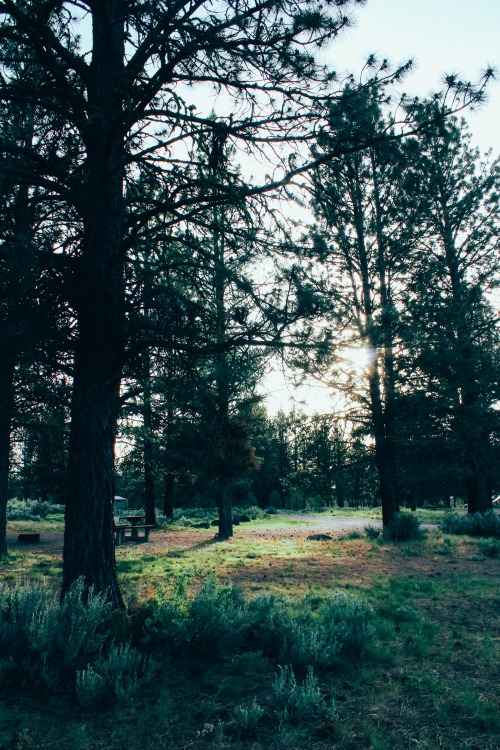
[76,642,152,706]
[436,537,454,556]
[365,525,381,540]
[385,513,422,541]
[321,592,375,656]
[234,697,265,734]
[272,665,332,722]
[339,530,363,540]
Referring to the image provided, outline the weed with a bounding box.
[365,525,381,540]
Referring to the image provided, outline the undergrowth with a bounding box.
[441,511,500,538]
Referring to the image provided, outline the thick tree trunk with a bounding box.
[62,0,126,606]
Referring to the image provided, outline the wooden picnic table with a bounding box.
[117,515,153,543]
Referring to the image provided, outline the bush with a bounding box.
[385,513,422,541]
[320,592,375,656]
[0,578,110,690]
[233,506,269,520]
[7,498,63,521]
[272,665,332,722]
[441,511,500,538]
[144,576,248,660]
[0,579,150,702]
[143,580,375,672]
[243,591,374,670]
[477,539,500,557]
[365,525,381,540]
[234,697,265,734]
[76,642,152,707]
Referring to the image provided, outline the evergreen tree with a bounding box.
[401,116,500,512]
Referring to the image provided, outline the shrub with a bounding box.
[339,530,363,541]
[233,505,269,520]
[0,578,151,703]
[320,592,375,656]
[76,642,152,707]
[365,525,381,540]
[441,511,500,538]
[436,537,454,556]
[186,577,247,658]
[144,576,247,660]
[0,578,110,690]
[272,665,332,722]
[6,498,63,521]
[244,591,374,670]
[385,513,422,541]
[477,539,500,557]
[234,697,265,734]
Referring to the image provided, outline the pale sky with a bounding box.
[330,0,499,154]
[264,0,500,415]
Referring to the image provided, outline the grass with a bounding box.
[1,510,499,749]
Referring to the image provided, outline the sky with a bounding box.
[329,0,500,155]
[263,0,500,415]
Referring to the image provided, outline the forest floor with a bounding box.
[1,513,499,750]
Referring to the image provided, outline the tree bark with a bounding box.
[441,220,490,514]
[0,356,15,557]
[143,350,157,526]
[351,162,399,527]
[217,474,233,540]
[62,0,126,606]
[163,472,174,521]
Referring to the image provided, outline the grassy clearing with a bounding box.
[0,513,499,750]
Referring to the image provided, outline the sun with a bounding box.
[343,345,375,372]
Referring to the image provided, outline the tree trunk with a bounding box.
[368,364,399,526]
[163,472,174,521]
[440,218,491,514]
[212,133,233,540]
[217,474,233,540]
[143,351,156,526]
[0,356,15,557]
[62,0,126,607]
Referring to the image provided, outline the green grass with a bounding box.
[1,513,499,750]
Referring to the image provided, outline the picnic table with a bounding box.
[114,515,154,544]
